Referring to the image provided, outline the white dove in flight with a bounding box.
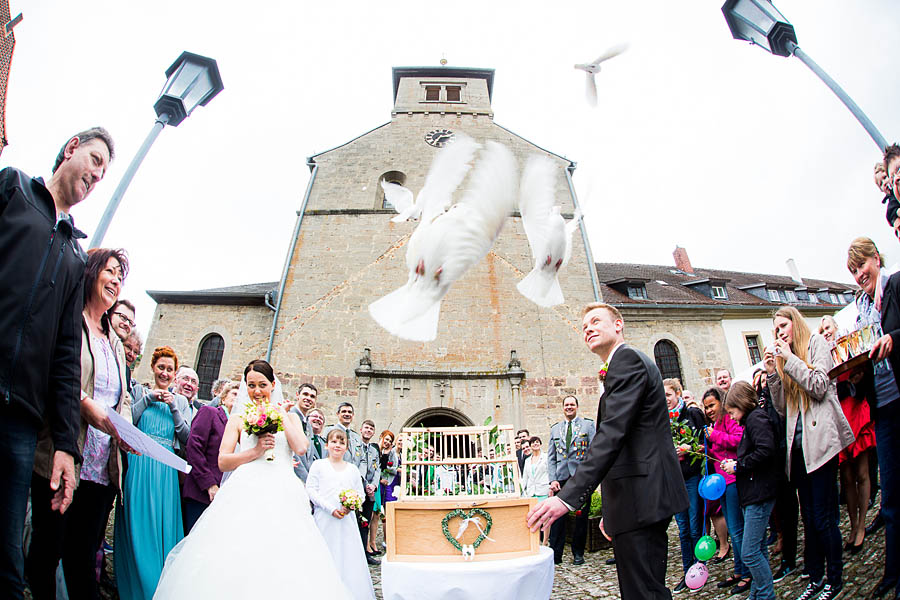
[574,42,629,107]
[369,141,519,342]
[381,133,481,223]
[516,155,583,307]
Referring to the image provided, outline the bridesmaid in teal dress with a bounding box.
[115,346,191,600]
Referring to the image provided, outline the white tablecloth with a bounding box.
[381,547,555,600]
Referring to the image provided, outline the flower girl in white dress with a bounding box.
[307,428,377,600]
[153,360,350,599]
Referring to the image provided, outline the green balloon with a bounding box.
[695,535,716,561]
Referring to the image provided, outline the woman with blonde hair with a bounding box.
[765,306,854,600]
[847,235,900,598]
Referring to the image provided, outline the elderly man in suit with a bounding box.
[293,408,326,482]
[529,303,688,600]
[547,396,595,565]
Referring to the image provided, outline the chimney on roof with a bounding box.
[786,258,803,285]
[673,246,694,274]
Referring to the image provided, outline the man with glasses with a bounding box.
[123,331,141,370]
[174,366,201,424]
[293,407,326,483]
[108,299,135,342]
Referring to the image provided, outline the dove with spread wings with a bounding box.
[368,141,518,342]
[574,42,629,107]
[516,155,582,307]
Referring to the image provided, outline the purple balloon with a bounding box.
[685,562,709,590]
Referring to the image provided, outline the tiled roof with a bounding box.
[596,262,856,308]
[147,281,277,306]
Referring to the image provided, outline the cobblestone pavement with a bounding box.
[369,500,887,600]
[45,499,886,600]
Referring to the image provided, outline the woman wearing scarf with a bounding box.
[848,236,900,599]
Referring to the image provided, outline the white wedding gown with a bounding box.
[153,432,352,599]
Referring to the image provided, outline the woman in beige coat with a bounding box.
[766,306,854,600]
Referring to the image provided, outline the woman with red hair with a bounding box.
[115,345,191,600]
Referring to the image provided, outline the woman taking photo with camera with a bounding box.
[765,306,854,600]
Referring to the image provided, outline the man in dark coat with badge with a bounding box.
[547,395,595,565]
[528,302,688,599]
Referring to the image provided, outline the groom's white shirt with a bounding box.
[558,341,623,511]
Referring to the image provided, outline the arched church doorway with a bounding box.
[403,407,473,429]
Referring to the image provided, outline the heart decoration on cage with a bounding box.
[441,508,495,558]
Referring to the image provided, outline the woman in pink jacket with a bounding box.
[703,386,750,594]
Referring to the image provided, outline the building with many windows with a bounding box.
[597,247,855,393]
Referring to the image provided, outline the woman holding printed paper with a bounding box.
[115,346,190,600]
[27,248,133,600]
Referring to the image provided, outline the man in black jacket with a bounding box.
[0,127,113,599]
[528,303,687,599]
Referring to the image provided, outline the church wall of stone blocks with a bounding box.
[139,67,608,437]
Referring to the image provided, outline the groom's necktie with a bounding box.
[313,436,322,457]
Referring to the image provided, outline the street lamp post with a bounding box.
[89,51,224,248]
[722,0,888,152]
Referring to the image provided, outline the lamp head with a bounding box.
[153,51,224,127]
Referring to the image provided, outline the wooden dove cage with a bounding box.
[385,424,540,562]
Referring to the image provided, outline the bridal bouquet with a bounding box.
[242,401,284,461]
[339,489,363,512]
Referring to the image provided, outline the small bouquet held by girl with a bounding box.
[242,400,288,461]
[340,488,364,514]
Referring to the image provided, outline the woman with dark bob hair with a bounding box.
[702,385,748,593]
[721,381,778,600]
[154,360,352,598]
[27,248,133,600]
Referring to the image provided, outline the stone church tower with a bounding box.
[140,66,604,435]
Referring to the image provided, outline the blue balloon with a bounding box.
[698,474,726,500]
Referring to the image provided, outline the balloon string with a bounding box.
[702,429,708,537]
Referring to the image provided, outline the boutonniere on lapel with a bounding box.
[598,362,609,381]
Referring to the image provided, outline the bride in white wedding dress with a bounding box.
[153,360,352,599]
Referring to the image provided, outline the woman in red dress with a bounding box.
[820,315,876,553]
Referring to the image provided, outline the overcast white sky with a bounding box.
[3,1,898,336]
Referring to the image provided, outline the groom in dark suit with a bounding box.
[528,302,688,599]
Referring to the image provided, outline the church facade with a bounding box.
[139,66,604,435]
[138,66,854,434]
